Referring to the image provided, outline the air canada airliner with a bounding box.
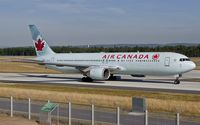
[27,25,196,84]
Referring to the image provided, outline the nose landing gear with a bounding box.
[174,74,182,84]
[174,79,180,84]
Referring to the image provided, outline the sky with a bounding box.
[0,0,200,47]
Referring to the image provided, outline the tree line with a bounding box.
[0,45,200,57]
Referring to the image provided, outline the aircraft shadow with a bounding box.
[8,74,173,84]
[20,74,173,84]
[117,78,173,84]
[18,74,105,84]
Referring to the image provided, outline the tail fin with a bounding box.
[29,25,55,56]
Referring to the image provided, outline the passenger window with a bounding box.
[180,58,190,62]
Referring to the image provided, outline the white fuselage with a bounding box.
[37,52,196,76]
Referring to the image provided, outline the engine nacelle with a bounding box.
[89,68,110,80]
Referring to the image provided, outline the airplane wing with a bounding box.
[0,58,44,64]
[37,60,123,72]
[0,58,123,72]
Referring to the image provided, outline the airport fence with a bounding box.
[0,96,199,125]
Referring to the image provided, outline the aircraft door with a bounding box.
[164,57,170,66]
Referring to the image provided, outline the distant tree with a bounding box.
[0,45,200,57]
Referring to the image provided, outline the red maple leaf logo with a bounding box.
[152,54,160,60]
[35,39,45,51]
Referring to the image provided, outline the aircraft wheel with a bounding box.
[174,79,180,84]
[108,74,121,80]
[82,77,93,82]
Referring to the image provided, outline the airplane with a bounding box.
[25,25,196,84]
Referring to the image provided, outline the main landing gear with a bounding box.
[81,77,93,82]
[174,74,182,85]
[174,79,180,85]
[108,74,121,80]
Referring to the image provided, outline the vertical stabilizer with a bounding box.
[29,25,55,56]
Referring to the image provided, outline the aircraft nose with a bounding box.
[190,62,196,70]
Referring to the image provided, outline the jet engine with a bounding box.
[89,67,110,80]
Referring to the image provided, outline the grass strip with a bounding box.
[0,83,199,117]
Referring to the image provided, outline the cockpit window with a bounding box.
[180,58,190,62]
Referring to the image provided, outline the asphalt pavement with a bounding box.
[0,70,200,94]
